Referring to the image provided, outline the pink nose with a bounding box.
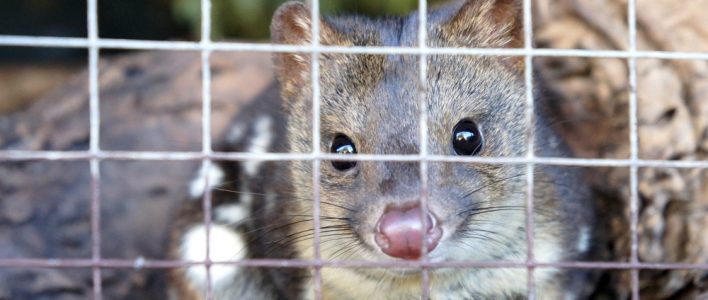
[374,203,442,260]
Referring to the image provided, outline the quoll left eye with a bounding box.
[452,120,484,156]
[330,134,357,171]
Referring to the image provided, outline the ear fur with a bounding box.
[270,1,350,94]
[443,0,523,48]
[442,0,524,68]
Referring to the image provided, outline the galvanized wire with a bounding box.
[0,1,705,300]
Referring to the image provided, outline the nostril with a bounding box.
[374,203,442,260]
[374,232,391,251]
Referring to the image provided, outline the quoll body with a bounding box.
[168,0,595,299]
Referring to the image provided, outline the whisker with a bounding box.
[457,205,526,217]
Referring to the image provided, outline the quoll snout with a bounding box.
[374,202,443,260]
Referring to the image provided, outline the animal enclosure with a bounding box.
[0,0,707,299]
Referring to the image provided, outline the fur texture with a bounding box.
[168,1,595,299]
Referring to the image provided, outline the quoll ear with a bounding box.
[442,0,524,67]
[270,1,351,94]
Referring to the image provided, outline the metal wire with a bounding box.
[1,0,706,299]
[522,0,537,297]
[87,0,102,298]
[416,0,431,298]
[309,0,323,298]
[2,151,706,168]
[199,0,214,299]
[0,258,706,270]
[2,35,708,60]
[626,0,641,299]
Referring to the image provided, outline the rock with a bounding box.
[0,51,274,299]
[536,0,708,298]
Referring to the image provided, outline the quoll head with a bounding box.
[270,0,567,265]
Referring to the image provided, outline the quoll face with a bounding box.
[270,0,593,298]
[170,1,595,299]
[307,52,537,264]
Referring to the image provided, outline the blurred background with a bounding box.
[0,0,446,114]
[1,0,706,299]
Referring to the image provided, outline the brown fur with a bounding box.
[271,0,593,299]
[168,1,595,299]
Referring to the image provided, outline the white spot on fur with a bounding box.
[226,123,246,143]
[243,116,273,176]
[577,226,590,252]
[215,204,249,224]
[180,224,247,287]
[189,163,225,198]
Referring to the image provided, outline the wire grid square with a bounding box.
[0,0,707,299]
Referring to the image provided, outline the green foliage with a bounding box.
[171,0,447,40]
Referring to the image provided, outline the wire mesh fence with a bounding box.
[0,0,707,300]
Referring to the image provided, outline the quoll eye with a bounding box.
[330,134,357,171]
[452,120,484,156]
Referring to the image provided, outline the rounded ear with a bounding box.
[271,2,312,47]
[270,1,350,94]
[442,0,524,68]
[443,0,523,48]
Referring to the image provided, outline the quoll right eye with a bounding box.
[330,134,357,171]
[452,119,484,156]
